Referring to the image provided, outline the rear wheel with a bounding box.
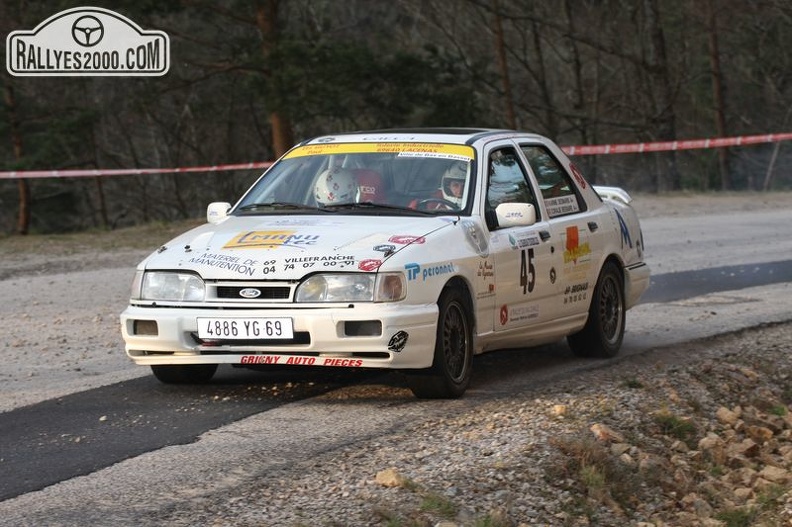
[151,364,218,384]
[405,287,473,399]
[568,261,625,358]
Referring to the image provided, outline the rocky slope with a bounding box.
[151,322,792,527]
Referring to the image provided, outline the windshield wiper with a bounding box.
[237,202,322,212]
[321,202,434,215]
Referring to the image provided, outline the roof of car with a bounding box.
[300,128,549,147]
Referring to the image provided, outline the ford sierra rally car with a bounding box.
[120,128,650,398]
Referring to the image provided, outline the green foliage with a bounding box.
[258,39,482,130]
[622,377,644,389]
[419,491,457,518]
[714,507,757,527]
[653,409,696,442]
[550,431,641,509]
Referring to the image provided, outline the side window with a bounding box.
[486,147,538,216]
[521,145,585,218]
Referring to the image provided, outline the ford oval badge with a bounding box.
[239,288,261,299]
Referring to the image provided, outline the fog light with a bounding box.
[134,320,158,336]
[344,320,382,337]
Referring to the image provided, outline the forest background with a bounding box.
[1,0,790,235]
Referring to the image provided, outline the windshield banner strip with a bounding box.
[283,143,475,160]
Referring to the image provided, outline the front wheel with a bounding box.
[151,364,218,384]
[405,287,473,399]
[568,261,625,358]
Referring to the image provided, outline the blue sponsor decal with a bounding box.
[404,262,455,281]
[615,210,633,249]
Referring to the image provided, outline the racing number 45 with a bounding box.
[520,248,536,294]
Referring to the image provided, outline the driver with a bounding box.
[313,166,357,206]
[440,161,467,207]
[408,161,469,210]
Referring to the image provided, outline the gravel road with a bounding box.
[1,192,791,526]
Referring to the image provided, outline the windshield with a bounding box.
[235,142,476,214]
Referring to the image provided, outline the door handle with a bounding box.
[539,230,551,241]
[588,221,599,232]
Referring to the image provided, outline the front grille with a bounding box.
[216,286,291,300]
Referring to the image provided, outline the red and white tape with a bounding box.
[0,161,273,180]
[1,132,790,180]
[562,132,792,156]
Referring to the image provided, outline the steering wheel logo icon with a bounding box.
[71,15,104,47]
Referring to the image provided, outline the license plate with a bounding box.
[197,317,294,339]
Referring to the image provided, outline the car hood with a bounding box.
[140,214,454,280]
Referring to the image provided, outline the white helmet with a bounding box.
[314,166,357,206]
[441,161,468,206]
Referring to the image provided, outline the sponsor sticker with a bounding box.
[188,253,258,276]
[224,230,320,250]
[389,235,426,245]
[358,259,382,271]
[285,143,475,160]
[569,163,588,189]
[544,195,580,217]
[562,226,592,279]
[499,304,539,326]
[508,232,540,250]
[388,331,409,352]
[614,209,633,249]
[404,262,455,281]
[239,355,364,367]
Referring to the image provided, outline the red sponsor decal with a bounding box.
[389,235,426,245]
[569,163,587,189]
[499,305,509,326]
[566,226,580,253]
[322,358,363,367]
[358,259,382,271]
[240,355,362,367]
[241,355,281,365]
[285,356,316,365]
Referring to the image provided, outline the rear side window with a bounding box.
[521,145,585,218]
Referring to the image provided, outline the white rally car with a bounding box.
[120,129,650,398]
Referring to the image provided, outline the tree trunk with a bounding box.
[256,0,294,157]
[491,0,516,129]
[3,82,31,235]
[562,0,597,183]
[642,0,681,191]
[706,0,731,190]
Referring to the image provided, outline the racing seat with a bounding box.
[353,169,385,203]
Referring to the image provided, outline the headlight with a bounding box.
[295,273,405,303]
[140,272,205,302]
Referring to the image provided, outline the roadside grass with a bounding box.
[652,408,697,444]
[548,431,640,517]
[371,476,510,527]
[715,485,786,527]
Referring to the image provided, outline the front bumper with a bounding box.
[120,302,438,370]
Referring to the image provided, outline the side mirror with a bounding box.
[207,202,231,224]
[495,202,536,228]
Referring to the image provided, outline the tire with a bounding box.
[405,287,473,399]
[568,261,625,358]
[151,364,218,384]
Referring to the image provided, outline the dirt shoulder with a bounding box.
[630,191,792,219]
